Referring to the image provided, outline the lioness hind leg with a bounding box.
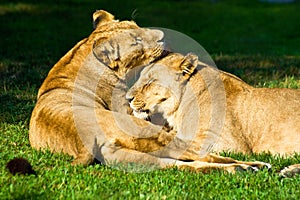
[200,153,271,170]
[280,164,300,178]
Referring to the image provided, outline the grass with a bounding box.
[0,0,300,199]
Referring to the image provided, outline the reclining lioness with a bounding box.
[126,53,300,176]
[29,10,169,165]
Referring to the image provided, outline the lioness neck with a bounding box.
[160,89,186,131]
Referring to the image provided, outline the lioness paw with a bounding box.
[247,161,272,170]
[157,129,177,145]
[71,153,94,166]
[280,164,300,178]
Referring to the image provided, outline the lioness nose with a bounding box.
[125,93,134,102]
[127,97,134,103]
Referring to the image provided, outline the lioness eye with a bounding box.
[146,79,154,85]
[136,37,142,43]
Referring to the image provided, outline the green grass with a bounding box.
[0,0,299,199]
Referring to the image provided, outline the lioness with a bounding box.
[29,10,169,165]
[126,53,300,175]
[29,10,270,173]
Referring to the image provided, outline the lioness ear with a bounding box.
[180,53,198,77]
[93,10,115,29]
[92,39,119,69]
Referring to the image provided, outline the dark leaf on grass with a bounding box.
[6,157,36,175]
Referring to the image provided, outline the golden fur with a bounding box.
[126,53,300,175]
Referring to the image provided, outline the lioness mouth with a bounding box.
[139,109,150,114]
[139,109,151,121]
[133,109,151,122]
[152,49,171,63]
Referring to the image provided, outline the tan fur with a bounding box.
[126,53,300,173]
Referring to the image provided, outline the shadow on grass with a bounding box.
[0,89,36,124]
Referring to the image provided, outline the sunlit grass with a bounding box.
[256,76,300,89]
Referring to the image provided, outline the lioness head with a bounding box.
[92,27,167,78]
[126,53,198,126]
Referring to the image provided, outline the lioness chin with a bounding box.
[127,52,300,176]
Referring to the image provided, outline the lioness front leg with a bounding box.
[100,143,268,174]
[199,153,271,170]
[174,161,264,174]
[113,128,177,152]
